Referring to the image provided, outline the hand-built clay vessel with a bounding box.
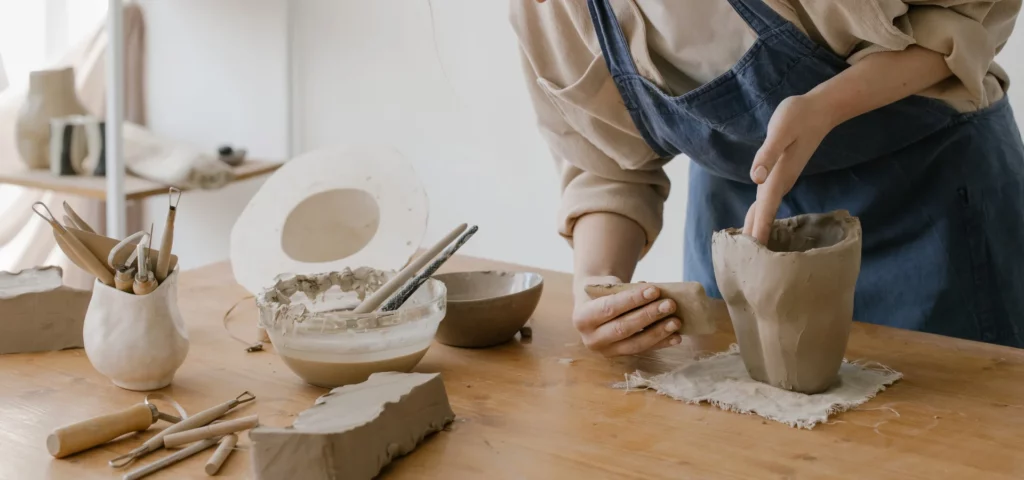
[83,268,189,391]
[16,67,88,169]
[433,271,543,348]
[711,210,862,394]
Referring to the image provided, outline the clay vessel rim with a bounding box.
[715,214,861,257]
[433,270,544,304]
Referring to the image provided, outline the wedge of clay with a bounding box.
[584,282,719,335]
[249,372,454,480]
[711,210,862,394]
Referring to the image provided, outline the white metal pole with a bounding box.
[105,0,126,238]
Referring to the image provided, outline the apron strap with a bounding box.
[726,0,793,37]
[586,0,639,77]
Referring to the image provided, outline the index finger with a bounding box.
[575,285,660,329]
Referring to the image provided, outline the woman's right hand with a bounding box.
[572,276,683,357]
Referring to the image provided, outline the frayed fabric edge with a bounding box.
[611,344,904,429]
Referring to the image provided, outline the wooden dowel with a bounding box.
[204,434,237,475]
[380,225,478,311]
[353,223,467,314]
[163,415,258,448]
[122,437,221,480]
[47,403,155,458]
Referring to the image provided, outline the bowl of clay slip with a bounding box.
[711,210,862,394]
[432,271,543,348]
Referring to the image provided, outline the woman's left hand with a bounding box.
[743,93,837,244]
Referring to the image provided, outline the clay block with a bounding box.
[0,266,90,354]
[712,210,862,394]
[584,282,719,335]
[249,372,455,480]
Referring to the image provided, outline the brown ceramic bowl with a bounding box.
[433,271,544,348]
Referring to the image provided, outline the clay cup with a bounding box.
[711,210,862,394]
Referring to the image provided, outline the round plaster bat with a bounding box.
[711,210,862,395]
[230,146,428,296]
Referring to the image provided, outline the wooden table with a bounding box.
[2,256,1022,479]
[0,160,281,200]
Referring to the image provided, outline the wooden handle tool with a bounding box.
[109,391,255,468]
[122,436,222,480]
[353,223,468,313]
[380,225,479,311]
[47,403,162,459]
[32,202,115,286]
[163,414,258,448]
[115,266,135,293]
[62,200,96,234]
[133,229,157,295]
[584,282,720,335]
[204,434,237,475]
[155,188,180,283]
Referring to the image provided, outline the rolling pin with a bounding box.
[47,403,174,459]
[109,391,255,468]
[204,434,237,475]
[584,282,721,335]
[162,414,258,448]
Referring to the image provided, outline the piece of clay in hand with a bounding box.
[583,282,718,335]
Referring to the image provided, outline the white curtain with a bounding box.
[0,2,144,289]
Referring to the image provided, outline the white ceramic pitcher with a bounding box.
[83,268,189,391]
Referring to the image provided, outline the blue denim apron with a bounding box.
[587,0,1024,347]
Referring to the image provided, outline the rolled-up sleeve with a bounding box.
[842,0,1021,109]
[512,0,670,257]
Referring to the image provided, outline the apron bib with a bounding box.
[587,0,1024,347]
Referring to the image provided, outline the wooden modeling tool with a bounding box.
[133,228,157,295]
[155,188,180,283]
[47,402,181,459]
[62,201,96,234]
[353,223,468,314]
[32,202,115,286]
[108,391,255,468]
[380,225,478,311]
[122,436,222,480]
[204,434,237,475]
[162,414,258,448]
[110,231,145,294]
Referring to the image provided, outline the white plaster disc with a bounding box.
[230,146,428,295]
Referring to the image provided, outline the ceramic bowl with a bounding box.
[433,271,543,348]
[257,273,447,388]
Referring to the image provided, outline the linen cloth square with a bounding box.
[615,344,903,429]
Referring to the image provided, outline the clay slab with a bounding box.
[249,372,455,480]
[0,266,90,354]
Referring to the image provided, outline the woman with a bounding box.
[512,0,1024,356]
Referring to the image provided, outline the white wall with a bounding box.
[143,0,1022,283]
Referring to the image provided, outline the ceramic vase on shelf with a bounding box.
[15,67,88,169]
[83,268,190,391]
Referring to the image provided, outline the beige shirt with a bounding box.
[511,0,1021,256]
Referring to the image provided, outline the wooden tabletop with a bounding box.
[2,256,1022,479]
[0,160,281,201]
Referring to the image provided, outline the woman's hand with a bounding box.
[743,45,953,244]
[743,94,836,243]
[572,276,682,357]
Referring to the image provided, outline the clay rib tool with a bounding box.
[380,225,478,311]
[155,187,180,283]
[204,434,237,475]
[62,200,96,234]
[32,202,115,286]
[133,228,158,295]
[163,414,258,448]
[353,223,468,313]
[122,436,222,480]
[108,391,255,468]
[47,402,182,459]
